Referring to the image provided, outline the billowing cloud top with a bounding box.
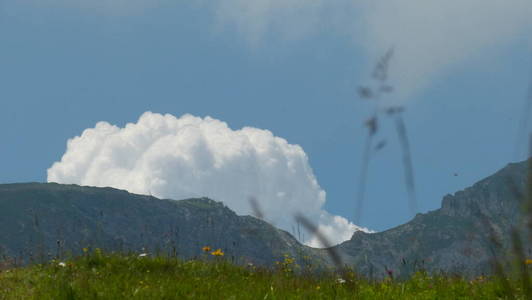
[47,112,369,247]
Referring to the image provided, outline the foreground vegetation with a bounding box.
[0,250,530,299]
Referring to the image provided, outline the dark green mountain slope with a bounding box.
[0,183,322,266]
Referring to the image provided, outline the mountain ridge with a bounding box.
[0,158,530,278]
[332,158,531,278]
[0,182,325,267]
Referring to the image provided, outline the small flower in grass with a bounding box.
[202,246,211,252]
[337,278,346,284]
[386,269,394,280]
[525,259,532,265]
[211,249,224,256]
[284,257,294,264]
[470,275,486,284]
[58,262,66,267]
[138,253,148,258]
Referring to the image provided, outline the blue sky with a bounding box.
[1,1,531,237]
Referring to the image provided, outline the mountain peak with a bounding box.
[336,158,531,279]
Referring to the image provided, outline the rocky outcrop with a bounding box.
[333,158,531,278]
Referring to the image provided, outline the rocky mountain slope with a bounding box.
[0,158,530,278]
[332,158,532,278]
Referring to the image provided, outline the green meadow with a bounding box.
[1,250,529,299]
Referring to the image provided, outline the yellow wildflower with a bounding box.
[211,249,224,256]
[284,257,294,264]
[525,259,532,265]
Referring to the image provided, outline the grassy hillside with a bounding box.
[0,250,526,300]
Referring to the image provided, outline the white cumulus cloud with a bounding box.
[47,112,369,247]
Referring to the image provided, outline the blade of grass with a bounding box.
[527,135,532,240]
[514,54,532,158]
[294,214,343,269]
[248,196,264,221]
[393,113,418,216]
[355,129,374,224]
[480,213,516,299]
[511,228,531,299]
